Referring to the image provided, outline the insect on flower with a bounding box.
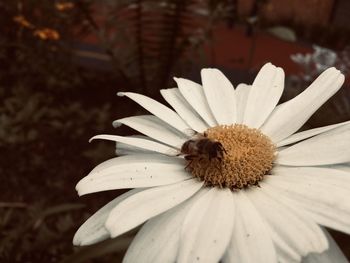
[180,132,226,162]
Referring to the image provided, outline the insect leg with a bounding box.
[184,155,196,161]
[218,143,227,154]
[184,155,196,170]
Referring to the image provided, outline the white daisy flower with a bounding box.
[73,63,350,262]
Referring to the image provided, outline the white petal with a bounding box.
[267,166,350,234]
[76,155,189,195]
[115,135,157,156]
[87,154,177,174]
[277,120,350,147]
[201,68,237,124]
[160,88,208,133]
[223,191,277,263]
[243,63,285,128]
[235,83,251,124]
[175,77,217,127]
[247,186,328,259]
[332,163,350,173]
[73,189,142,246]
[261,68,344,142]
[276,123,350,166]
[123,189,208,263]
[113,115,187,148]
[118,92,190,133]
[105,179,203,238]
[271,166,350,188]
[276,247,300,263]
[91,134,177,156]
[259,181,329,252]
[178,188,235,263]
[302,229,348,263]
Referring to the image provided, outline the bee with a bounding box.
[180,132,226,162]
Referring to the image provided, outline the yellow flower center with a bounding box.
[187,124,276,190]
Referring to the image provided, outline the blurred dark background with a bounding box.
[1,0,350,262]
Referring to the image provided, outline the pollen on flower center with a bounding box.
[187,124,276,190]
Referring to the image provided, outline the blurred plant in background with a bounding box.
[0,1,115,262]
[291,45,350,81]
[288,45,350,127]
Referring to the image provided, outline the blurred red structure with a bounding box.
[76,0,350,79]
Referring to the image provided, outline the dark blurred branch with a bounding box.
[135,0,147,92]
[0,202,27,208]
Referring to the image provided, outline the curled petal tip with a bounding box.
[72,238,80,246]
[88,136,97,143]
[112,120,122,128]
[117,92,126,97]
[88,135,106,143]
[75,179,88,196]
[76,188,86,197]
[75,183,81,193]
